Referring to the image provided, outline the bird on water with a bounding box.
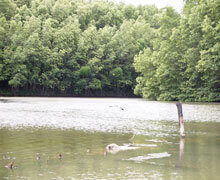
[58,152,62,160]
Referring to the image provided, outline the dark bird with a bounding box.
[36,153,40,161]
[5,160,14,169]
[120,107,124,111]
[58,153,62,160]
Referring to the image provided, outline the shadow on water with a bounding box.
[0,98,27,104]
[0,99,13,103]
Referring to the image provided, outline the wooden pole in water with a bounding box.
[176,102,185,138]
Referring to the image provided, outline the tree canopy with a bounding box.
[134,0,220,102]
[0,0,219,101]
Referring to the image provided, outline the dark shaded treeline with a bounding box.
[0,0,219,101]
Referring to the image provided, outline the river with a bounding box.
[0,97,219,179]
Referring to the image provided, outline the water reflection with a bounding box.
[0,126,220,179]
[177,138,185,168]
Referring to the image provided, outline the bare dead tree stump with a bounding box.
[176,102,185,138]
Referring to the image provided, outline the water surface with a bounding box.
[0,97,219,179]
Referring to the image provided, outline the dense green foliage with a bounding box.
[0,0,159,96]
[134,0,220,101]
[0,0,219,101]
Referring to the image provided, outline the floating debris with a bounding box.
[105,143,140,156]
[5,161,14,169]
[129,134,135,144]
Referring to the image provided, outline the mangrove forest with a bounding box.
[0,0,219,101]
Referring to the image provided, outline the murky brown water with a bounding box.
[0,97,219,179]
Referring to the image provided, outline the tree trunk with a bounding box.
[176,102,185,138]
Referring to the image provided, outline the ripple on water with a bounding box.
[124,152,171,163]
[123,143,157,147]
[145,139,173,144]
